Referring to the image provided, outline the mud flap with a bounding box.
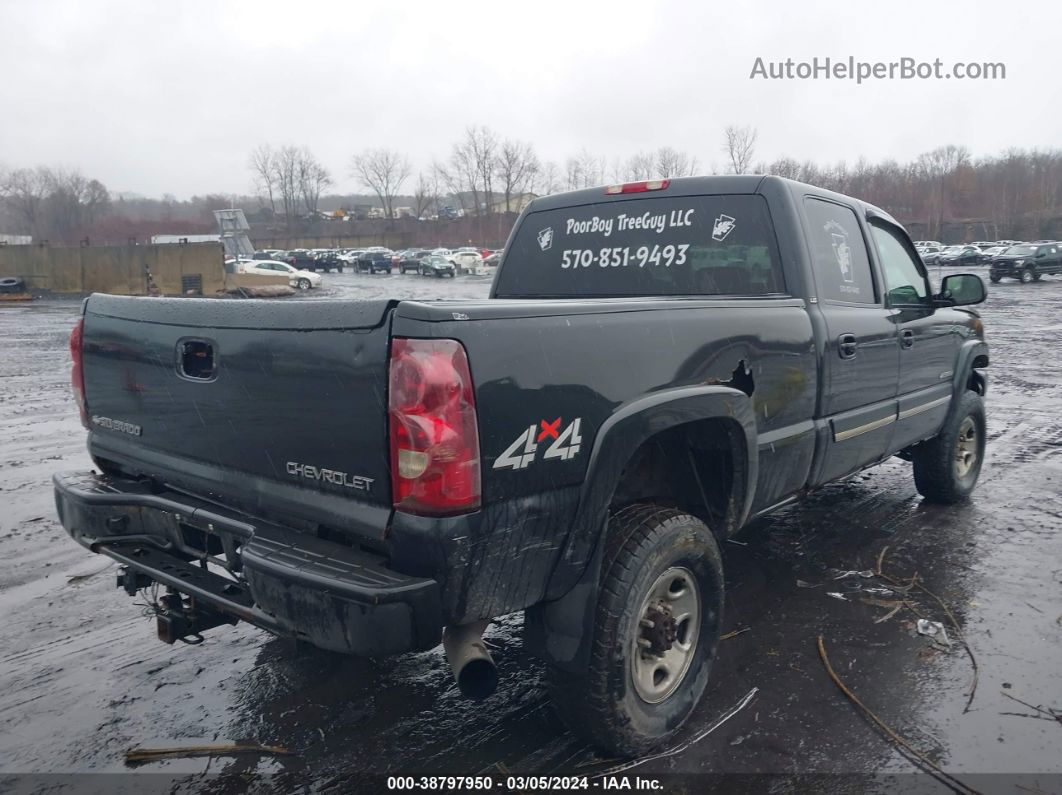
[524,533,606,674]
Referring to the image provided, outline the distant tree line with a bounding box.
[754,144,1062,240]
[0,167,110,244]
[3,128,1061,245]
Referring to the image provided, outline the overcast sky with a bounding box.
[1,0,1058,198]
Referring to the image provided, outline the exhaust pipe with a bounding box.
[443,619,497,700]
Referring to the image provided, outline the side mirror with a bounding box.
[935,273,986,306]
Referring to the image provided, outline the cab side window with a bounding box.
[870,221,930,305]
[804,198,877,304]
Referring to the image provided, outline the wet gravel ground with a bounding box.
[1,269,1060,792]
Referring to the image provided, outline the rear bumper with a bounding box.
[53,470,443,656]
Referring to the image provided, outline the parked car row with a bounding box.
[915,239,1062,283]
[244,245,505,279]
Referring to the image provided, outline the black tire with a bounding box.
[1033,272,1042,281]
[547,504,724,757]
[912,391,986,504]
[1020,268,1035,283]
[336,265,344,273]
[296,278,311,290]
[989,274,1001,283]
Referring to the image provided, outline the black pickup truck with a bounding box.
[55,176,989,756]
[988,242,1062,283]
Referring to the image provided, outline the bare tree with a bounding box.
[466,126,499,214]
[412,172,435,219]
[654,147,699,179]
[298,153,332,216]
[351,148,411,220]
[723,125,758,174]
[628,152,656,181]
[565,149,606,190]
[493,139,539,212]
[271,145,303,230]
[916,145,969,239]
[534,161,562,196]
[763,157,803,180]
[0,167,50,235]
[248,144,278,215]
[437,138,480,216]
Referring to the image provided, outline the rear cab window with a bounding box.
[494,194,785,298]
[803,197,878,305]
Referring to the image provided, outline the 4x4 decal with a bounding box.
[493,418,583,470]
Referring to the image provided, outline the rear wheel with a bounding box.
[989,273,1001,283]
[546,504,723,757]
[912,390,986,503]
[1021,268,1035,283]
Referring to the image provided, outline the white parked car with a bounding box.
[238,260,321,290]
[451,248,482,272]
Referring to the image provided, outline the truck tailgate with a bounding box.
[80,295,396,540]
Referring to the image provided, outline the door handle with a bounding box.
[901,329,915,348]
[838,333,858,359]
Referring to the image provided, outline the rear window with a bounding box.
[494,194,785,298]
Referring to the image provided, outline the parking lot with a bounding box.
[1,269,1060,790]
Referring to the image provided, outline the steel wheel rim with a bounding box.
[955,416,978,478]
[630,566,700,704]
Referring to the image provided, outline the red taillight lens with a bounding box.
[604,179,670,195]
[69,318,89,429]
[389,338,480,516]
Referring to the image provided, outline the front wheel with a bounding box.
[912,390,986,503]
[1021,268,1035,283]
[296,278,311,290]
[546,505,723,757]
[989,274,1001,283]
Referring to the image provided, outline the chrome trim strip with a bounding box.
[833,414,896,442]
[897,395,950,421]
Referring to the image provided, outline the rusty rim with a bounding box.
[630,566,700,704]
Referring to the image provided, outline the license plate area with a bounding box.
[177,522,243,572]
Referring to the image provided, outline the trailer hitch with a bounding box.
[155,591,238,645]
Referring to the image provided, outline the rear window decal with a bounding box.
[712,214,737,241]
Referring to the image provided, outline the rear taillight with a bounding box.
[604,179,670,194]
[389,338,480,516]
[69,318,89,429]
